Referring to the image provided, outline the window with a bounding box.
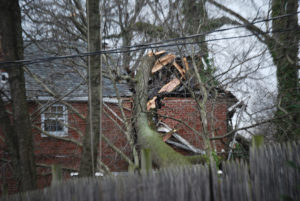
[0,72,8,84]
[41,104,68,137]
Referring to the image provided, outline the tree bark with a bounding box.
[0,0,37,191]
[79,0,102,176]
[133,55,190,167]
[207,0,300,140]
[270,0,300,140]
[0,96,21,190]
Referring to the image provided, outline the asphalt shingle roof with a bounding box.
[23,42,132,100]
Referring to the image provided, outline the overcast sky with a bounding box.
[205,0,300,137]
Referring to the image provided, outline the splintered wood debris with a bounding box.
[151,54,176,73]
[147,96,157,111]
[147,50,166,57]
[158,78,180,93]
[147,50,191,111]
[173,61,186,78]
[183,57,189,71]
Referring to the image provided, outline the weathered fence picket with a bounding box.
[1,141,299,201]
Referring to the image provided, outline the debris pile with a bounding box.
[147,50,191,110]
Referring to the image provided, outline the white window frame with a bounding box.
[0,72,9,84]
[41,104,68,137]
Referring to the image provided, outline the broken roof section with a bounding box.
[2,41,237,105]
[22,41,132,100]
[157,122,205,155]
[147,48,240,154]
[147,49,238,110]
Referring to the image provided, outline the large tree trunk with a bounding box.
[133,55,190,167]
[0,96,22,190]
[207,0,299,140]
[79,0,102,176]
[0,0,37,191]
[270,0,300,140]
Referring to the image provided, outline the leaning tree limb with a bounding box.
[133,55,190,168]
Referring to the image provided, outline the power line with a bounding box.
[0,11,299,67]
[127,11,300,46]
[3,28,298,67]
[0,28,297,67]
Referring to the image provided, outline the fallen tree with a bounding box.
[133,55,191,167]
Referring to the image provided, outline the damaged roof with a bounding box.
[147,49,238,110]
[1,42,237,105]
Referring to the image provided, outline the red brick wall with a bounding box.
[0,100,132,193]
[0,97,230,194]
[158,97,229,152]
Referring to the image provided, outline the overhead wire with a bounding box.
[2,27,298,67]
[0,11,299,68]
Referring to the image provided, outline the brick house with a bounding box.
[0,42,238,194]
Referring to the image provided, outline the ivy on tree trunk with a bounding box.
[270,0,300,140]
[133,55,191,167]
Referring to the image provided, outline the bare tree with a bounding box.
[2,1,293,187]
[0,0,37,191]
[207,0,299,140]
[79,0,102,176]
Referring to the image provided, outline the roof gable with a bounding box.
[23,41,132,100]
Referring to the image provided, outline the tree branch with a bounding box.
[33,125,83,146]
[207,0,274,44]
[101,134,134,166]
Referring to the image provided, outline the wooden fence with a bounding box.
[1,141,299,201]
